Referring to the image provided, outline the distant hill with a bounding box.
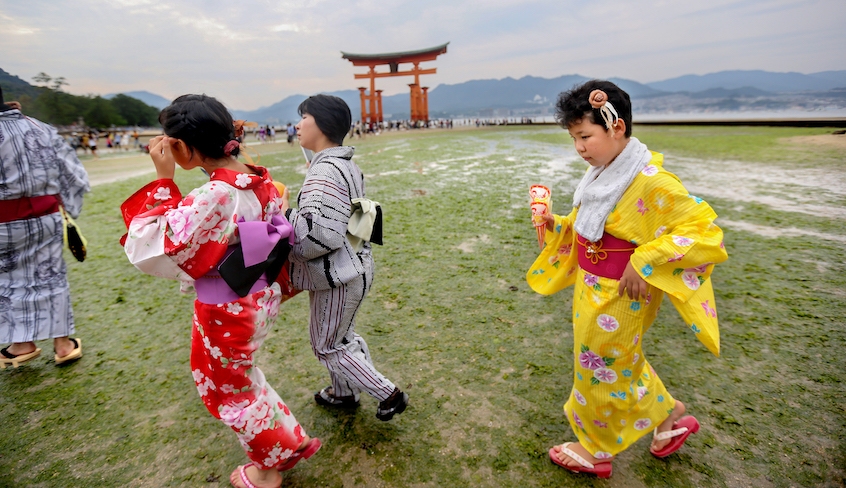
[105,90,171,109]
[0,68,40,100]
[7,66,845,124]
[646,70,846,93]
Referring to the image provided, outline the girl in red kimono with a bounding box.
[121,94,319,488]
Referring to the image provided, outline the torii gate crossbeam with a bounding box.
[341,42,449,124]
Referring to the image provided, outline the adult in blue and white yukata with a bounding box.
[0,99,90,368]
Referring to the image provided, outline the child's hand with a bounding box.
[280,187,290,213]
[149,135,176,180]
[541,212,554,231]
[618,261,648,300]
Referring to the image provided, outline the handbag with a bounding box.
[60,207,87,262]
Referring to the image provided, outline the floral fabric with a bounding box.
[192,283,304,468]
[526,151,727,455]
[122,165,303,468]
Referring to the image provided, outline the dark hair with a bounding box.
[555,80,633,137]
[297,94,351,145]
[0,86,12,112]
[159,94,239,159]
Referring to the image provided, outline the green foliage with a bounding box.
[1,127,844,487]
[110,93,160,126]
[83,95,126,127]
[0,70,159,128]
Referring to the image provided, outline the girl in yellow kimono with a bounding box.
[527,80,728,478]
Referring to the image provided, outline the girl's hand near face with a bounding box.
[280,187,290,213]
[149,135,176,180]
[618,260,648,300]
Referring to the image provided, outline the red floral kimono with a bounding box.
[121,166,305,468]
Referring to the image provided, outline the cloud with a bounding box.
[1,0,844,110]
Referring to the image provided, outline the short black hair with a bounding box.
[555,80,633,137]
[159,94,239,159]
[298,94,351,145]
[0,86,12,112]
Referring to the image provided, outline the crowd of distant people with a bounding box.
[58,117,541,159]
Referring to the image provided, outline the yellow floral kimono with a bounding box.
[527,152,727,457]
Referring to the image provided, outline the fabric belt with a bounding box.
[576,232,636,280]
[0,195,61,224]
[194,269,268,305]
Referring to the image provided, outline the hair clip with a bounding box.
[233,120,246,139]
[223,140,240,156]
[588,90,619,131]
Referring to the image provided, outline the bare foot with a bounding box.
[551,441,609,468]
[651,400,686,452]
[54,337,76,358]
[6,342,37,356]
[229,463,281,488]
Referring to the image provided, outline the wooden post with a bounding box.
[408,84,418,122]
[375,90,384,123]
[368,66,376,125]
[422,86,429,122]
[358,87,367,124]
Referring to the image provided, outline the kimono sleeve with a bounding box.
[289,161,351,261]
[122,180,238,281]
[526,208,579,295]
[628,172,728,303]
[50,125,90,219]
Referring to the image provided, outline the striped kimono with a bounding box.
[0,110,90,343]
[287,146,396,401]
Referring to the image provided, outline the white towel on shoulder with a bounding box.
[572,137,652,242]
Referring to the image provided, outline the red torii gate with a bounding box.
[341,42,449,125]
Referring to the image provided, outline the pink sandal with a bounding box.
[230,462,281,488]
[650,415,700,458]
[277,437,321,471]
[549,443,612,478]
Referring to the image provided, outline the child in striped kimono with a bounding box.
[286,94,409,421]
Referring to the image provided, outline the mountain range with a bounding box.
[4,67,845,124]
[226,70,846,124]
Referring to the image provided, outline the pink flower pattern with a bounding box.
[597,314,619,332]
[672,235,694,246]
[682,272,701,290]
[579,351,605,370]
[573,411,584,429]
[701,300,716,318]
[573,389,587,406]
[594,368,618,384]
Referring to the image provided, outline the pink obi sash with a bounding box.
[194,269,268,305]
[576,232,637,280]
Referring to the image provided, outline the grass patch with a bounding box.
[1,126,844,487]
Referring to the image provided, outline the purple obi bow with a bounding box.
[237,214,295,267]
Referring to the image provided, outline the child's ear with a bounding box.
[170,138,192,162]
[613,119,627,139]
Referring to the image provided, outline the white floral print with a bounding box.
[235,173,251,188]
[153,186,172,201]
[597,314,620,332]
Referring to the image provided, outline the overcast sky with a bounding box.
[2,0,844,111]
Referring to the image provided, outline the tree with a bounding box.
[110,94,160,126]
[83,96,126,128]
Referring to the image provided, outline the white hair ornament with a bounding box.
[588,90,619,132]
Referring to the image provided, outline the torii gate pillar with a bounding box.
[342,43,449,124]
